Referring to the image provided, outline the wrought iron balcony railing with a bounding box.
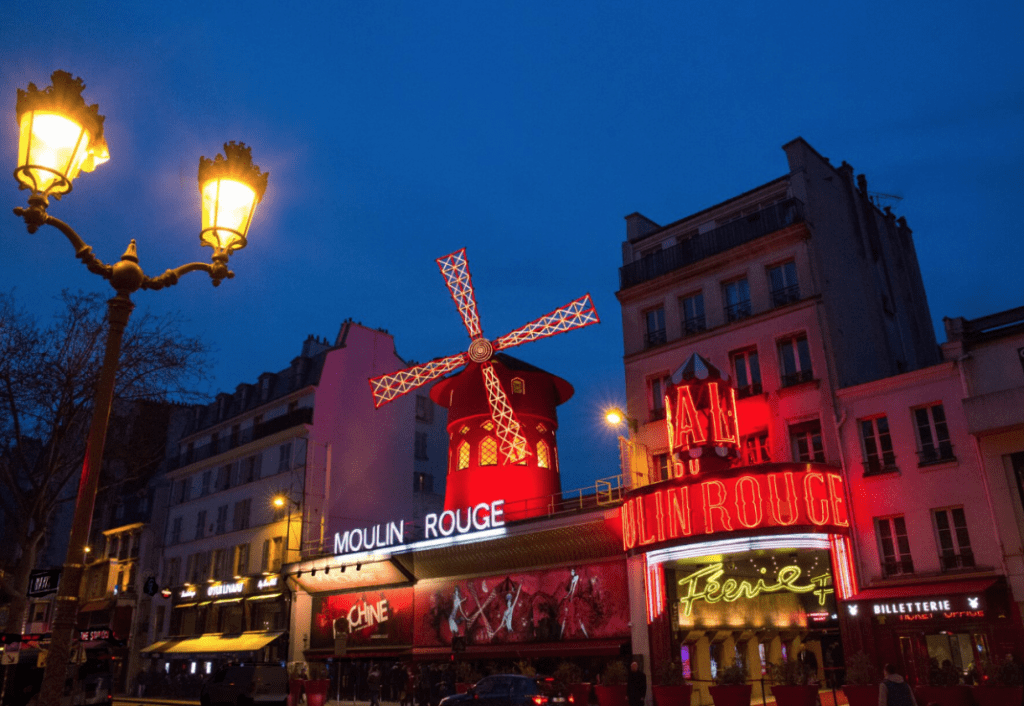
[940,551,975,571]
[882,558,915,578]
[725,300,753,322]
[736,382,763,399]
[862,457,899,476]
[771,283,800,308]
[644,328,668,348]
[619,198,806,289]
[682,316,707,335]
[780,369,814,388]
[917,442,956,466]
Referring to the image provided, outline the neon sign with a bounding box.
[845,596,986,622]
[335,521,405,554]
[676,562,832,616]
[207,582,244,597]
[346,595,390,633]
[257,576,278,590]
[621,464,850,553]
[180,588,196,599]
[665,355,741,472]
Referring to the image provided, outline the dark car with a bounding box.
[439,675,574,706]
[200,664,288,706]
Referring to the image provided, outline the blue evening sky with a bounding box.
[2,1,1021,492]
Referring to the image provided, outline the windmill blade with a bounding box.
[437,248,483,340]
[480,362,530,464]
[369,352,468,408]
[493,294,599,351]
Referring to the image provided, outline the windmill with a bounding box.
[369,248,599,464]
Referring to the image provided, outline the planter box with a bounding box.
[304,679,331,706]
[913,685,973,706]
[841,684,878,706]
[652,684,693,706]
[769,685,817,706]
[972,685,1024,706]
[568,683,592,706]
[594,684,628,706]
[288,679,304,706]
[707,684,752,706]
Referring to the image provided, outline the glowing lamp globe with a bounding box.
[14,71,109,198]
[605,408,624,426]
[198,141,269,254]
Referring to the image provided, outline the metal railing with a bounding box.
[169,407,314,470]
[725,300,753,322]
[619,198,806,289]
[780,369,814,388]
[862,457,899,476]
[682,316,707,335]
[770,283,800,307]
[917,443,956,466]
[644,328,667,348]
[736,382,763,399]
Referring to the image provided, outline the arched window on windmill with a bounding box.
[479,437,498,466]
[511,377,525,394]
[536,441,550,469]
[457,441,471,471]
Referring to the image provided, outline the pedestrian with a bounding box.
[879,663,917,706]
[368,664,383,706]
[627,662,646,706]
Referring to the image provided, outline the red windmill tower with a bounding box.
[369,248,598,518]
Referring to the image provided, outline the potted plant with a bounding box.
[708,662,751,706]
[841,652,878,706]
[554,661,590,706]
[454,661,482,694]
[594,662,628,706]
[973,658,1024,706]
[767,662,816,706]
[652,659,692,706]
[303,662,331,706]
[916,660,972,706]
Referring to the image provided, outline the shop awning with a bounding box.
[849,578,997,601]
[140,630,284,654]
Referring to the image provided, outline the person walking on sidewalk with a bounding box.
[368,664,383,706]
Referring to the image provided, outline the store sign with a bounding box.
[848,595,986,622]
[257,576,278,590]
[28,569,61,598]
[621,464,849,553]
[207,582,244,597]
[677,562,833,616]
[179,588,196,600]
[332,499,506,555]
[79,628,111,642]
[310,587,414,650]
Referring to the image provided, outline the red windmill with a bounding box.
[369,248,599,464]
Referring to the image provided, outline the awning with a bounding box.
[848,578,996,602]
[79,599,114,613]
[140,630,284,654]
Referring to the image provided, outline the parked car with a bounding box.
[200,664,289,706]
[439,675,574,706]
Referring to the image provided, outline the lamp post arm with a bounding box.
[14,203,114,280]
[142,259,233,290]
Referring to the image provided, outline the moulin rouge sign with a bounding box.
[620,355,850,554]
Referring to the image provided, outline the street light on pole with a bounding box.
[604,406,651,488]
[12,71,269,706]
[272,494,302,565]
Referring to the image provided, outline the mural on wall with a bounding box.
[415,561,629,646]
[310,587,414,650]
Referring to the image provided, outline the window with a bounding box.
[914,404,954,465]
[413,472,434,493]
[170,517,182,545]
[129,532,139,558]
[177,478,191,504]
[876,516,914,577]
[211,549,225,580]
[216,464,232,491]
[731,348,762,398]
[195,510,206,540]
[230,424,240,447]
[216,505,228,534]
[201,470,212,496]
[744,432,771,464]
[790,420,825,463]
[647,374,671,422]
[768,261,800,307]
[241,456,258,484]
[536,441,550,469]
[778,334,813,386]
[234,544,250,577]
[860,416,897,475]
[210,432,219,455]
[680,293,706,335]
[165,557,180,587]
[644,307,667,347]
[118,535,129,560]
[479,437,498,466]
[457,441,470,470]
[723,278,751,322]
[272,537,283,571]
[232,499,251,531]
[415,395,433,423]
[511,377,525,394]
[651,454,670,482]
[1012,452,1024,520]
[933,508,974,571]
[278,443,292,473]
[414,431,429,460]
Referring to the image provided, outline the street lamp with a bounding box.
[272,494,301,564]
[604,406,651,488]
[12,71,269,706]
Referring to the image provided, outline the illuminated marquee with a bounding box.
[676,561,833,616]
[664,354,741,474]
[207,581,244,597]
[621,463,849,553]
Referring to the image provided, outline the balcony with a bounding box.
[724,300,752,322]
[170,406,314,470]
[917,442,956,467]
[682,316,706,335]
[771,284,800,308]
[940,551,975,572]
[882,558,915,579]
[780,369,814,388]
[644,328,667,348]
[619,198,806,290]
[862,457,899,477]
[736,382,763,399]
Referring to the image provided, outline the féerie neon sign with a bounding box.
[677,562,832,616]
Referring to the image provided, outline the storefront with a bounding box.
[840,576,1024,685]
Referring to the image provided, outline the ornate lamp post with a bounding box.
[11,71,269,706]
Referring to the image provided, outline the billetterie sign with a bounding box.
[621,463,849,554]
[334,499,505,555]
